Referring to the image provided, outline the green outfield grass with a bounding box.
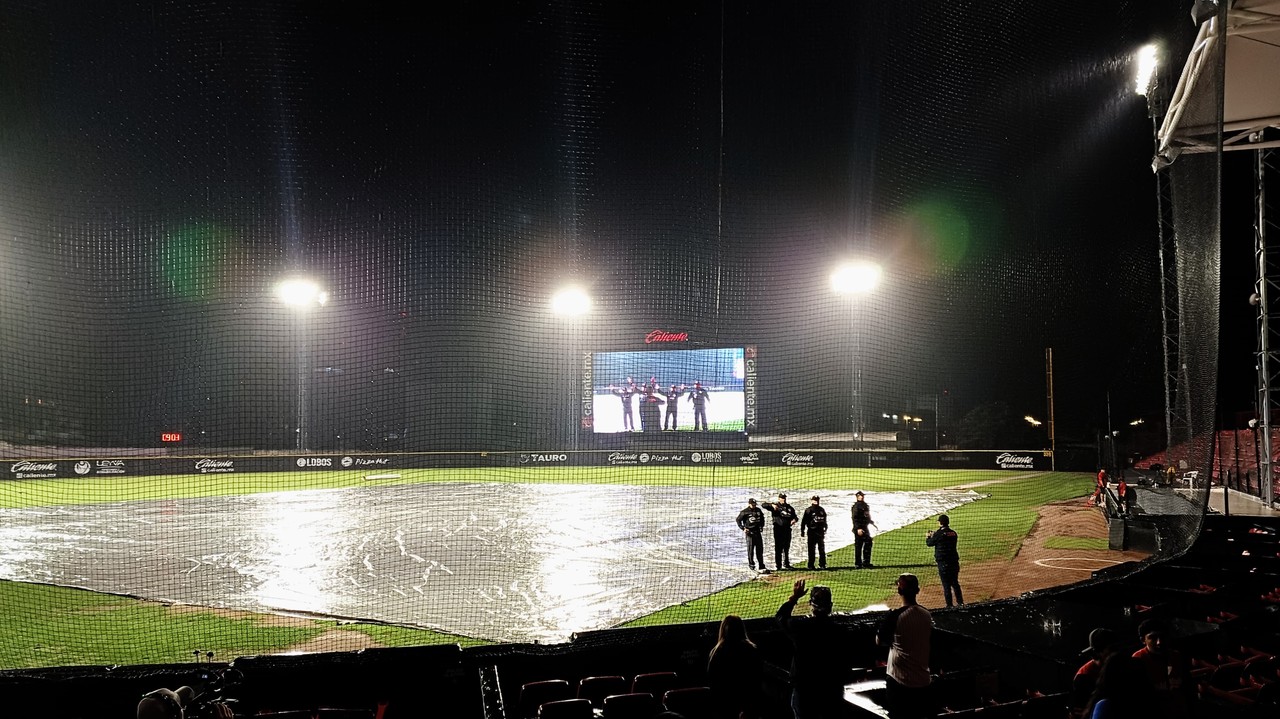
[0,467,1090,668]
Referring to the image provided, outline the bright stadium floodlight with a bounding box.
[831,260,883,296]
[1024,415,1043,427]
[1134,44,1158,96]
[276,277,328,453]
[276,278,328,308]
[550,286,592,318]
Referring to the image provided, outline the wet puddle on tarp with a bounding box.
[0,483,981,643]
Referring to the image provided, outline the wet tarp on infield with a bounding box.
[0,482,981,643]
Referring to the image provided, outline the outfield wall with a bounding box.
[2,449,1052,479]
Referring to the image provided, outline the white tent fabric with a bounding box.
[1159,0,1280,158]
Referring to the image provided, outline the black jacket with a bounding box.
[926,526,960,564]
[801,505,828,535]
[737,506,765,533]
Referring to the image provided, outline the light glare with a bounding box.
[1134,44,1158,96]
[276,279,327,308]
[1024,415,1043,427]
[551,286,592,317]
[831,260,883,295]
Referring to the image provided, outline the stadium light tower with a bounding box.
[831,260,882,449]
[276,278,328,452]
[551,285,592,452]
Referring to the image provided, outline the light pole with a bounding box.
[831,260,882,450]
[276,278,328,452]
[551,286,591,453]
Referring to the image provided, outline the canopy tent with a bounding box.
[1156,1,1280,508]
[1158,0,1280,159]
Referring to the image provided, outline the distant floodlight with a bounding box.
[831,260,883,295]
[1024,415,1043,427]
[276,278,327,308]
[1129,418,1145,426]
[1134,44,1158,96]
[551,286,592,317]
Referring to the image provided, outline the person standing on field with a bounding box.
[851,491,875,568]
[800,495,828,570]
[925,515,963,608]
[761,492,798,570]
[688,381,711,431]
[736,498,767,572]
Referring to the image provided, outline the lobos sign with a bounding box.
[645,330,688,343]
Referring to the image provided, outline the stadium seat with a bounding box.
[519,679,573,718]
[576,675,629,708]
[601,692,658,719]
[661,687,712,718]
[631,672,679,698]
[538,698,594,719]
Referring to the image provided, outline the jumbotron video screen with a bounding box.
[590,348,746,433]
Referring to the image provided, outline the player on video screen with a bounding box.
[688,381,711,431]
[639,381,664,432]
[608,378,638,431]
[661,383,687,430]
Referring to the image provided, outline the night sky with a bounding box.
[0,1,1211,455]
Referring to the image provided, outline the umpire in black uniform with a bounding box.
[736,498,767,572]
[800,495,828,570]
[761,492,798,570]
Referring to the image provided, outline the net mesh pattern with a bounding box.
[0,0,1219,667]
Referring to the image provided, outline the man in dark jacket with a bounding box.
[736,498,767,572]
[777,580,847,718]
[688,381,711,431]
[608,379,637,431]
[660,383,686,430]
[851,491,875,568]
[800,495,828,570]
[925,514,963,607]
[761,492,798,570]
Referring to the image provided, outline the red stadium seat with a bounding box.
[661,687,712,718]
[602,692,658,719]
[631,672,679,698]
[577,675,628,708]
[519,679,573,719]
[538,698,593,719]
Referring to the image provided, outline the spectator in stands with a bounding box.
[877,573,932,719]
[925,515,963,608]
[1081,654,1153,718]
[777,579,847,718]
[707,614,762,719]
[1072,628,1121,709]
[1131,619,1192,717]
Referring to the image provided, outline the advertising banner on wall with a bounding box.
[2,449,1052,479]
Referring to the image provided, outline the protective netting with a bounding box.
[0,1,1218,667]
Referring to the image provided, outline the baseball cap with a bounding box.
[896,573,920,593]
[778,492,787,498]
[747,498,757,504]
[855,490,865,496]
[809,585,833,609]
[811,495,820,501]
[1081,628,1118,658]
